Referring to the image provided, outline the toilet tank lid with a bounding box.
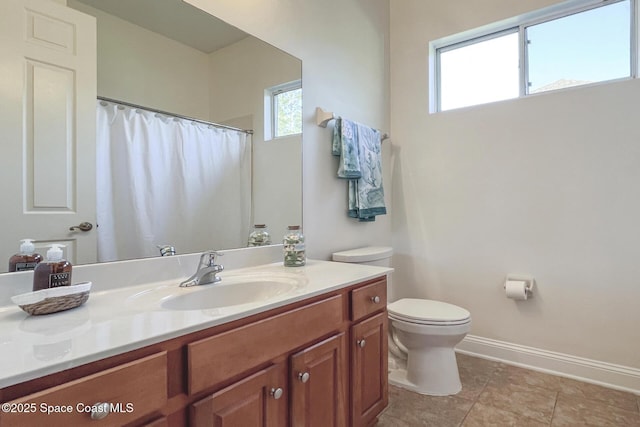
[332,246,393,263]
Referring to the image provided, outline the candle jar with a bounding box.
[248,224,272,246]
[283,225,305,267]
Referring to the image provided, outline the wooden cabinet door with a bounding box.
[190,363,287,427]
[290,333,347,427]
[351,312,388,427]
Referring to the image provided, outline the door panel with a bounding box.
[190,363,287,427]
[351,312,388,427]
[290,333,347,427]
[0,0,97,270]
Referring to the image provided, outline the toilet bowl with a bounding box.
[331,246,472,397]
[388,298,471,396]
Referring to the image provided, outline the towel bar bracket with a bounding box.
[315,107,389,141]
[316,107,334,128]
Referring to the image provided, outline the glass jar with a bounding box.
[283,225,305,267]
[248,224,272,246]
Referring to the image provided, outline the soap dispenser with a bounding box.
[8,239,43,272]
[32,244,73,291]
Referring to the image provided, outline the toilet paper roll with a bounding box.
[505,280,528,300]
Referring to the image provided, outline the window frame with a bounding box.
[268,80,302,140]
[435,27,520,111]
[430,0,637,112]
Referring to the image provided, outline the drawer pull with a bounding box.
[370,296,381,304]
[298,372,310,383]
[270,387,284,399]
[90,402,110,420]
[357,339,366,348]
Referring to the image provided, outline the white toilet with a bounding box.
[332,246,472,396]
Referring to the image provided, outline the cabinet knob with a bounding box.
[357,339,366,348]
[370,295,381,304]
[298,372,310,383]
[270,387,284,399]
[90,402,110,420]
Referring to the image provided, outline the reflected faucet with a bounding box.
[158,245,176,256]
[179,251,224,287]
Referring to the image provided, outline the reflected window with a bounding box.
[267,80,302,139]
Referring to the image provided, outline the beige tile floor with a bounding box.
[377,353,640,426]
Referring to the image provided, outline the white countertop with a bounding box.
[0,260,391,388]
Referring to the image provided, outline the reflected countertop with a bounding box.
[0,260,391,388]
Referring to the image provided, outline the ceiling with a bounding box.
[71,0,248,53]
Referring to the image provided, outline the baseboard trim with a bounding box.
[456,335,640,395]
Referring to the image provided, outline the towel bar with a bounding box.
[316,107,389,141]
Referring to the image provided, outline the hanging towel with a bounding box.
[332,118,387,221]
[332,118,361,179]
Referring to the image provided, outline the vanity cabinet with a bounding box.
[0,276,388,427]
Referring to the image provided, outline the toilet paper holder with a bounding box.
[504,274,535,298]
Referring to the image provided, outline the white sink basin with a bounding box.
[125,272,306,311]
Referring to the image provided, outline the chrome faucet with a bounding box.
[179,251,224,287]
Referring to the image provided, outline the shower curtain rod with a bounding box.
[97,96,254,135]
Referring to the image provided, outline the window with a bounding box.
[526,1,631,94]
[432,0,633,112]
[439,30,519,111]
[267,80,302,139]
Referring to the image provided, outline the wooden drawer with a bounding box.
[351,279,387,321]
[1,352,167,427]
[187,295,344,395]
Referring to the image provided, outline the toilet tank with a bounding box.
[331,246,393,267]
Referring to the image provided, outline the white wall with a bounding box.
[391,0,640,369]
[185,0,392,260]
[68,1,211,120]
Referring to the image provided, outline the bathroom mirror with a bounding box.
[0,0,302,273]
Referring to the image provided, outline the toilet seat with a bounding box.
[388,298,471,326]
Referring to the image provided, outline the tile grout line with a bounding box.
[475,365,558,425]
[548,391,559,427]
[457,363,499,426]
[457,380,486,426]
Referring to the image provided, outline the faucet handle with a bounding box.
[201,250,223,267]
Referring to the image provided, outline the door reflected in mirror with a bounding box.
[0,0,302,273]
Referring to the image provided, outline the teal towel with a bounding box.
[332,118,386,221]
[332,118,361,179]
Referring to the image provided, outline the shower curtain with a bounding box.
[96,101,251,262]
